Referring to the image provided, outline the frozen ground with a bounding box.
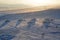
[0,9,60,40]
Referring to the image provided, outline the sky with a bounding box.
[0,0,60,7]
[0,0,60,12]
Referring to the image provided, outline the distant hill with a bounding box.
[0,5,60,13]
[0,9,60,21]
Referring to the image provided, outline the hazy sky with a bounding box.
[0,0,60,7]
[0,0,60,13]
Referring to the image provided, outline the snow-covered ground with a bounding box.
[0,9,60,40]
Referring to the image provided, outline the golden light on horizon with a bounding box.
[0,0,60,12]
[20,0,60,7]
[0,0,60,7]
